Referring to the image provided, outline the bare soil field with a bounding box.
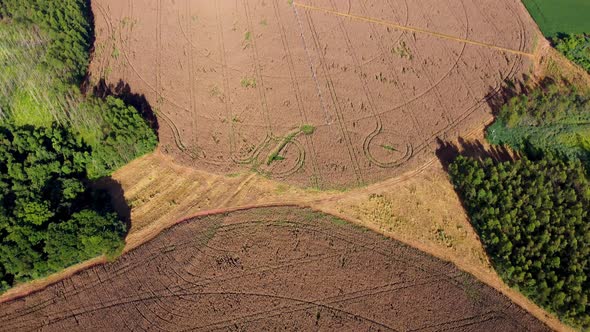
[90,0,539,188]
[0,151,570,330]
[0,207,550,331]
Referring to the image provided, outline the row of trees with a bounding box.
[450,155,589,328]
[454,41,590,327]
[83,96,158,179]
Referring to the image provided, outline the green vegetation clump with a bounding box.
[0,0,92,84]
[553,33,590,73]
[0,124,126,292]
[380,144,399,152]
[0,1,158,178]
[267,132,296,166]
[522,0,590,37]
[83,97,159,179]
[0,22,80,127]
[300,124,315,135]
[0,0,158,293]
[487,84,590,164]
[267,126,316,166]
[240,77,257,88]
[391,40,413,60]
[449,155,590,328]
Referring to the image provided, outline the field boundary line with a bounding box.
[293,2,534,57]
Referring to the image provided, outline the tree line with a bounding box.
[554,33,590,74]
[0,0,157,291]
[450,155,589,328]
[451,79,590,328]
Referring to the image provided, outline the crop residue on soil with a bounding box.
[90,0,539,188]
[0,207,549,331]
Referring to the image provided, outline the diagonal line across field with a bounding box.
[293,2,535,57]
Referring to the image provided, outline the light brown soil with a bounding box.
[90,0,539,189]
[0,0,578,330]
[0,150,572,331]
[0,207,551,331]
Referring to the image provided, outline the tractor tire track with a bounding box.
[302,7,364,184]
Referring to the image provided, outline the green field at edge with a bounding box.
[522,0,590,37]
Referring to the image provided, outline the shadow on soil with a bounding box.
[85,79,157,237]
[92,177,132,236]
[435,79,530,171]
[436,137,515,171]
[92,79,160,135]
[81,2,158,134]
[483,75,538,116]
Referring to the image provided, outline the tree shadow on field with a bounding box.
[92,79,160,135]
[436,137,515,172]
[84,0,96,59]
[92,177,132,236]
[82,1,158,135]
[484,76,529,116]
[484,75,560,116]
[435,76,542,170]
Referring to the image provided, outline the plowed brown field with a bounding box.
[90,0,539,188]
[0,207,550,331]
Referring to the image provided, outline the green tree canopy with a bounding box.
[0,124,125,291]
[450,155,590,328]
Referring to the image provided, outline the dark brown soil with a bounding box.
[0,207,550,331]
[90,0,540,189]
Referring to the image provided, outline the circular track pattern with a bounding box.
[90,0,539,188]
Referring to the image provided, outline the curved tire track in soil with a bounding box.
[303,7,364,184]
[95,1,189,154]
[272,0,323,185]
[293,0,530,173]
[93,0,537,188]
[0,207,550,331]
[213,0,271,166]
[324,0,415,169]
[294,0,527,185]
